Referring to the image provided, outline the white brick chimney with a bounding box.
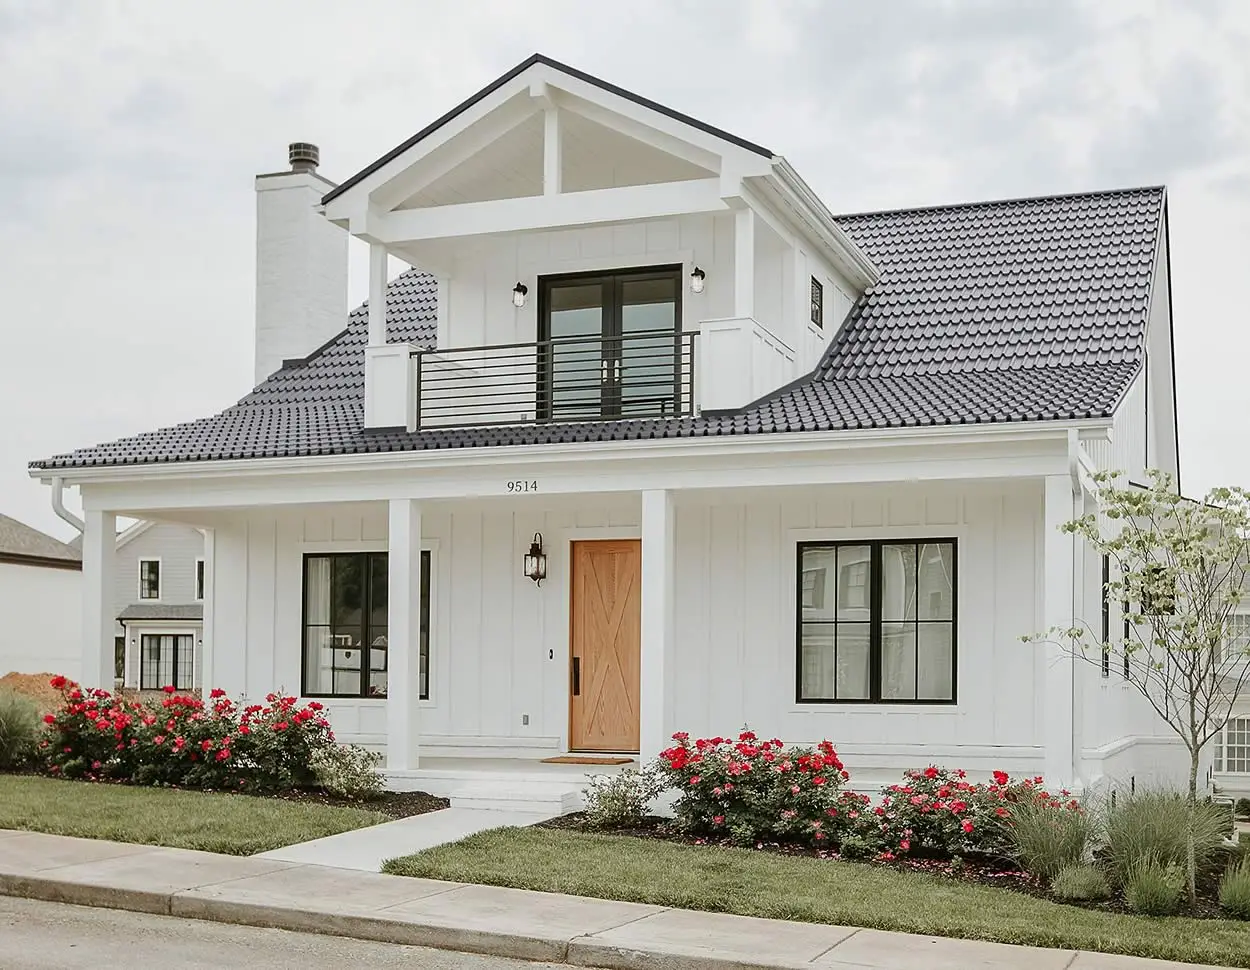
[253,143,348,385]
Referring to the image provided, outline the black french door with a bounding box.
[538,266,682,421]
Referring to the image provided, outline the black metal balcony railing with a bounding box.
[410,329,697,429]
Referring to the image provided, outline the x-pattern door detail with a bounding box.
[569,540,641,752]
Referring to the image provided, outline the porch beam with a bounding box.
[1042,473,1077,784]
[386,498,424,770]
[81,509,117,690]
[639,489,675,762]
[368,243,388,346]
[734,208,755,319]
[372,178,727,244]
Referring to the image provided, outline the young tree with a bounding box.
[1037,468,1250,903]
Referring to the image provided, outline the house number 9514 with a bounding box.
[507,480,539,493]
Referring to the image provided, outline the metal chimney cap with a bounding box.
[288,142,320,172]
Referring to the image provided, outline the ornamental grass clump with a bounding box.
[1051,863,1111,902]
[1220,859,1250,919]
[0,687,41,769]
[655,730,850,846]
[1103,790,1228,890]
[1005,791,1094,882]
[1123,856,1185,916]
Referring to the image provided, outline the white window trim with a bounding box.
[131,625,201,691]
[194,557,205,601]
[1215,715,1250,775]
[138,557,162,601]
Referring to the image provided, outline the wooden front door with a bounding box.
[569,539,641,752]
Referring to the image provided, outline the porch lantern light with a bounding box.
[524,532,547,586]
[689,266,706,294]
[512,281,529,308]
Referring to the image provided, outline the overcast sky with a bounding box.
[1,0,1247,539]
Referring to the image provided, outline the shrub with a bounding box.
[1220,859,1250,919]
[1007,795,1094,882]
[1123,856,1184,916]
[0,688,41,769]
[1051,863,1111,902]
[1235,797,1250,820]
[40,677,342,794]
[582,767,662,828]
[655,731,850,846]
[311,744,384,800]
[1103,790,1229,889]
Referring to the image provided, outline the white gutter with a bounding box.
[50,477,84,533]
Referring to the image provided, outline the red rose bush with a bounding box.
[41,676,341,793]
[656,731,852,846]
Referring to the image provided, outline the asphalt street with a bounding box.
[0,895,579,970]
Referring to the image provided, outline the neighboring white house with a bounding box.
[0,513,81,679]
[30,55,1190,805]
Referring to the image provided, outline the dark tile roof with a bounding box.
[0,513,82,565]
[117,603,204,622]
[32,186,1164,471]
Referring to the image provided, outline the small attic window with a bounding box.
[810,277,823,328]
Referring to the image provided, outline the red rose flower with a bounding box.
[992,770,1010,787]
[49,675,68,689]
[209,688,226,699]
[162,685,176,694]
[42,714,55,725]
[961,819,974,833]
[923,766,939,779]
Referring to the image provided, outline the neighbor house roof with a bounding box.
[31,185,1166,470]
[117,604,203,622]
[0,513,82,568]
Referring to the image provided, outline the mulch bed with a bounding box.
[269,788,448,819]
[544,813,1233,918]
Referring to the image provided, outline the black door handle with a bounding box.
[571,656,581,696]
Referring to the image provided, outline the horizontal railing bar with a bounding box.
[411,328,694,358]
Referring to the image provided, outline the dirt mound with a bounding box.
[0,672,63,714]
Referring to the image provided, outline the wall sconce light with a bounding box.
[512,282,529,308]
[524,532,547,586]
[689,266,706,294]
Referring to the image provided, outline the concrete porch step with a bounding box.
[447,780,584,815]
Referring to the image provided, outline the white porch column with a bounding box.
[640,489,675,762]
[1043,474,1077,785]
[80,510,116,690]
[386,498,423,771]
[367,242,388,346]
[733,208,755,319]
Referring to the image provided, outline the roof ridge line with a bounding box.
[833,184,1166,223]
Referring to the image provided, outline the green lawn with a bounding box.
[0,775,389,855]
[384,826,1250,967]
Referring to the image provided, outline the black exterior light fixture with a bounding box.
[524,532,547,586]
[689,266,706,294]
[512,281,529,308]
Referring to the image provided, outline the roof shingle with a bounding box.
[31,186,1164,471]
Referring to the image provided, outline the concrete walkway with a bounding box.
[255,807,551,871]
[0,830,1232,970]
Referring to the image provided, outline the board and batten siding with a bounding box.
[206,480,1049,771]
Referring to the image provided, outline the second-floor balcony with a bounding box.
[412,328,697,428]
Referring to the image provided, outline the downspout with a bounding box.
[1068,429,1083,786]
[50,477,84,534]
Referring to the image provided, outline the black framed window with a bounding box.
[1101,554,1111,677]
[810,277,824,328]
[797,540,956,703]
[195,559,205,600]
[140,634,194,690]
[301,551,431,699]
[139,559,160,599]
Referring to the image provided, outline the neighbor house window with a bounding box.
[195,559,205,600]
[138,559,160,600]
[139,634,194,690]
[1215,717,1250,774]
[302,551,431,699]
[810,277,823,328]
[797,540,956,703]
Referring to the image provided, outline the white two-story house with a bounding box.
[31,55,1185,803]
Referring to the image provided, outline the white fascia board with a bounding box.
[763,160,880,289]
[373,178,727,244]
[50,421,1111,512]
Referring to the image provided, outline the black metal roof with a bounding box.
[32,186,1166,471]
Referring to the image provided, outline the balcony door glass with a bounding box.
[540,266,681,420]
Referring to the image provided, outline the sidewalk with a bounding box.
[0,830,1231,970]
